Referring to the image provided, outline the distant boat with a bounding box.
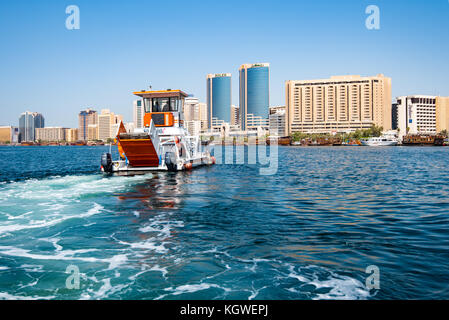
[402,134,445,146]
[342,140,362,146]
[361,136,398,146]
[266,136,292,146]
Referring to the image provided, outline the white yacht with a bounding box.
[361,136,398,146]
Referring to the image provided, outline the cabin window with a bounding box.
[143,97,184,113]
[152,98,170,112]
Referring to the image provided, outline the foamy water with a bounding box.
[1,146,449,299]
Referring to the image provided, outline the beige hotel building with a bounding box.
[395,95,449,137]
[285,74,392,135]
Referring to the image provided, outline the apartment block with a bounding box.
[285,74,392,134]
[269,106,286,136]
[78,109,97,141]
[184,97,208,131]
[98,109,123,141]
[436,96,449,133]
[65,128,78,142]
[0,126,19,143]
[35,127,66,141]
[395,95,449,136]
[230,105,240,127]
[88,124,99,141]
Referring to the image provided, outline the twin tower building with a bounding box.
[207,63,270,131]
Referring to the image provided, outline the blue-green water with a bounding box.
[0,146,449,300]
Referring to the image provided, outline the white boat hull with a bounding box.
[361,140,398,146]
[103,154,215,174]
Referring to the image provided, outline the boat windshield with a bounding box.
[144,97,184,113]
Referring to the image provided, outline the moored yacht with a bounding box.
[361,136,398,146]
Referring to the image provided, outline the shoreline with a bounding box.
[2,144,448,148]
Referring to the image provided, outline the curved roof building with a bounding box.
[239,63,270,130]
[207,73,231,129]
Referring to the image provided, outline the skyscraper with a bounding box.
[239,63,270,131]
[207,73,231,129]
[133,99,145,129]
[78,109,97,141]
[18,111,45,142]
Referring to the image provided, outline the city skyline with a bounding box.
[1,0,449,128]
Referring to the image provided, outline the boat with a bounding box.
[301,137,342,146]
[361,136,398,146]
[101,89,215,174]
[342,140,362,146]
[402,134,445,146]
[266,136,292,146]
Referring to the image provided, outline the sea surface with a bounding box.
[0,145,449,300]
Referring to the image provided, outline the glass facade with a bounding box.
[78,109,97,141]
[18,112,45,142]
[239,64,270,130]
[207,74,231,128]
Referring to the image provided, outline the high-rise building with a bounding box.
[184,97,208,131]
[78,109,97,141]
[207,73,231,129]
[285,74,392,135]
[98,109,113,141]
[0,127,9,143]
[392,103,399,130]
[230,105,240,126]
[199,102,207,131]
[185,120,203,136]
[35,127,66,142]
[436,96,449,134]
[0,126,19,143]
[133,99,145,128]
[11,127,19,143]
[97,109,123,141]
[269,106,286,136]
[239,63,270,131]
[395,95,449,137]
[88,124,99,141]
[65,128,78,142]
[184,97,200,121]
[19,111,45,142]
[269,106,286,115]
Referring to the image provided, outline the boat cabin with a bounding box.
[133,89,188,128]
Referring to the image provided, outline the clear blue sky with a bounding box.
[1,0,448,128]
